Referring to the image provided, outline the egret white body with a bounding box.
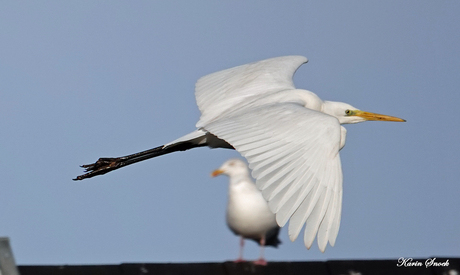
[212,158,281,265]
[75,55,405,252]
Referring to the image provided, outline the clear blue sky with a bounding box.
[0,1,458,265]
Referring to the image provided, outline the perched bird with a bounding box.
[212,158,281,265]
[75,55,405,252]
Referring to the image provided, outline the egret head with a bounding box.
[323,101,406,124]
[211,158,249,178]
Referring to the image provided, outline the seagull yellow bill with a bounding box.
[211,169,224,177]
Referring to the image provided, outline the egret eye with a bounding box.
[345,109,352,115]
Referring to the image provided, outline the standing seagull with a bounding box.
[75,55,405,252]
[212,158,281,266]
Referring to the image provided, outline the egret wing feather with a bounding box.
[204,103,343,251]
[195,56,308,127]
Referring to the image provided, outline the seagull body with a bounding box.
[75,56,405,252]
[212,158,280,265]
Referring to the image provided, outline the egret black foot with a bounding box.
[74,157,124,181]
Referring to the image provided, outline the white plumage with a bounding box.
[76,55,405,252]
[212,158,281,265]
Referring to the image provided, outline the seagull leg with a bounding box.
[234,236,246,263]
[253,237,268,266]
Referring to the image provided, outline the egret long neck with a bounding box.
[257,89,323,111]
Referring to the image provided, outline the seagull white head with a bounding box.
[322,101,406,124]
[211,158,249,178]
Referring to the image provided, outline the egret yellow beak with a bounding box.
[353,110,406,122]
[211,169,224,177]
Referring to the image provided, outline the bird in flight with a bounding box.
[74,55,405,252]
[212,158,281,265]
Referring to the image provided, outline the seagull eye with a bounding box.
[345,110,351,115]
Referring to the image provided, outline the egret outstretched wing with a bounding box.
[74,55,405,252]
[195,56,308,127]
[204,103,343,252]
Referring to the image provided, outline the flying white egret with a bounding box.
[74,55,405,252]
[212,158,281,265]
